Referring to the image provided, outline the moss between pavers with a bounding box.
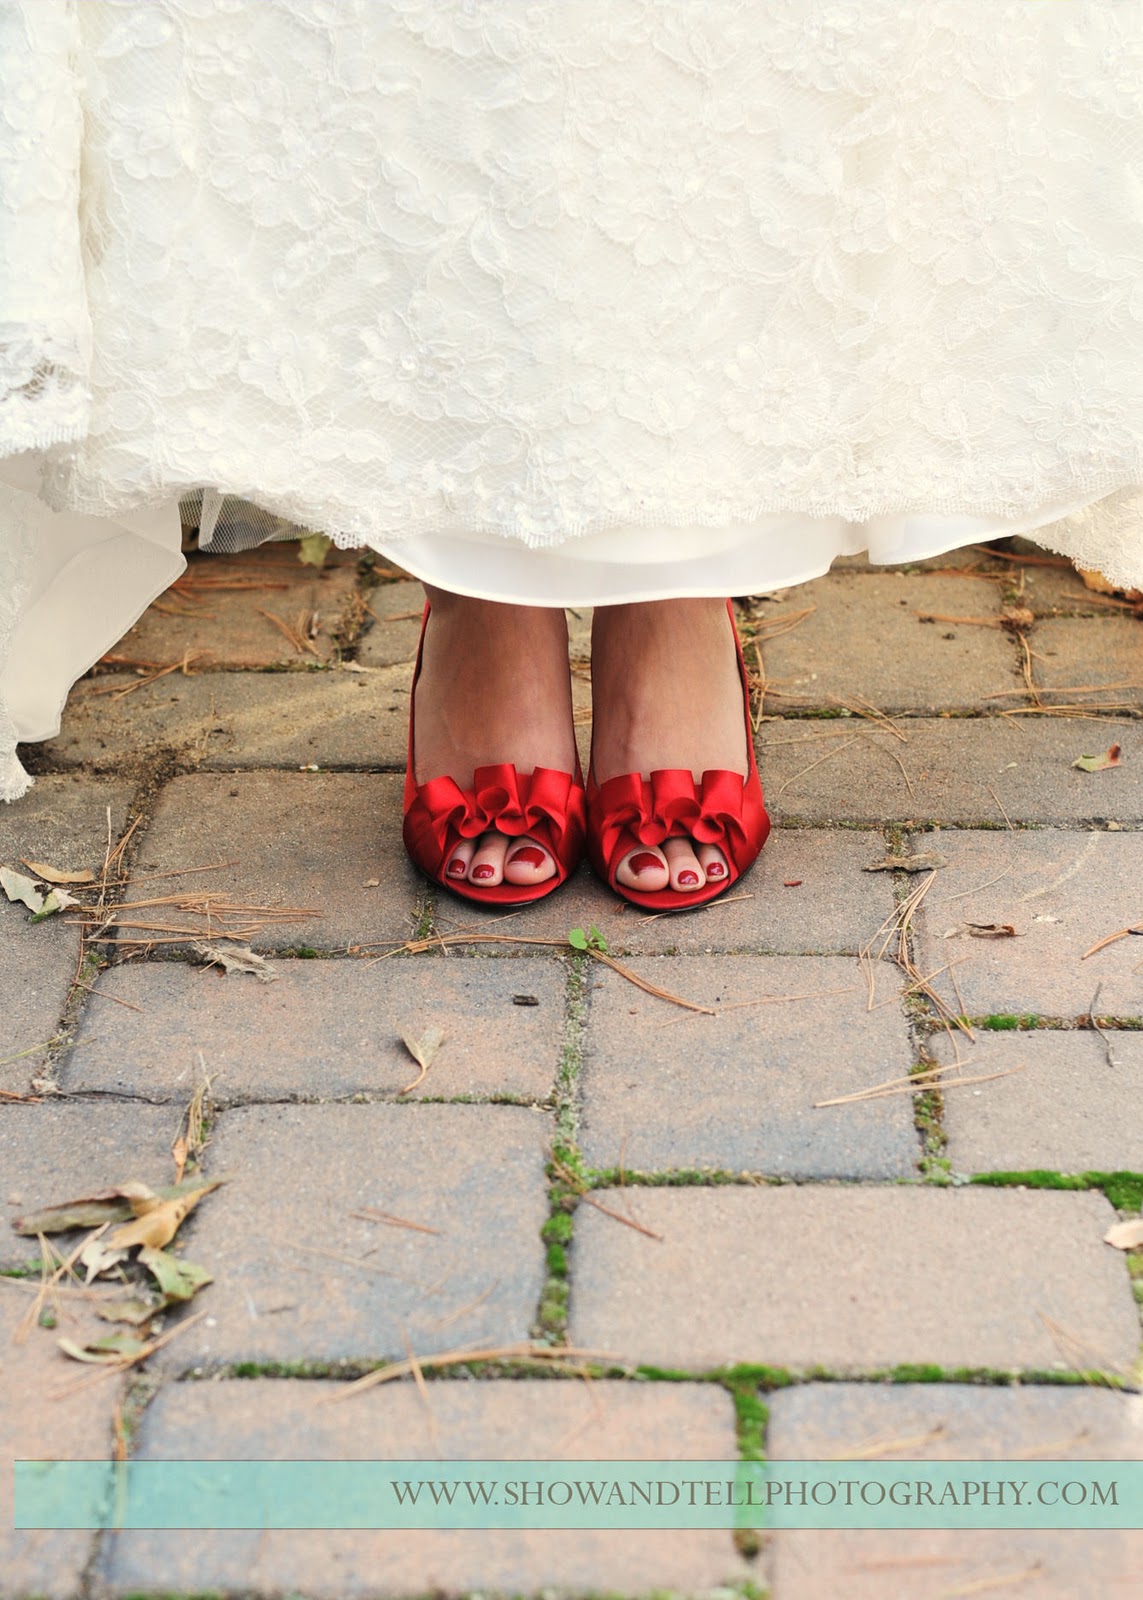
[531,955,590,1345]
[971,1169,1143,1212]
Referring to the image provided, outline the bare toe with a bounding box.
[663,836,705,892]
[467,831,507,886]
[504,835,556,886]
[445,837,475,883]
[697,843,729,885]
[615,844,669,892]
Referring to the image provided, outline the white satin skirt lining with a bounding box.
[0,467,1111,774]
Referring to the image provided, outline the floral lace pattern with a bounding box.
[0,0,1136,588]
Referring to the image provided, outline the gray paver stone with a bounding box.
[0,1102,184,1268]
[43,665,412,772]
[125,771,421,949]
[1,777,132,1069]
[472,828,897,957]
[568,1186,1138,1372]
[758,718,1143,825]
[0,1295,124,1600]
[151,1102,551,1370]
[1034,617,1143,705]
[912,828,1143,1016]
[765,1383,1143,1600]
[579,956,917,1177]
[114,545,362,667]
[934,1030,1143,1174]
[757,573,1017,713]
[100,1378,746,1596]
[63,953,569,1103]
[355,580,424,666]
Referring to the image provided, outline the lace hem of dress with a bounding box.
[0,330,90,457]
[44,468,1143,588]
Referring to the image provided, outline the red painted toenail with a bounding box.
[677,870,700,886]
[472,864,495,880]
[706,862,726,879]
[447,858,467,878]
[508,846,546,868]
[629,852,664,875]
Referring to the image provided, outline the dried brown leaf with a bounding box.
[1072,744,1123,772]
[864,851,949,874]
[1103,1218,1143,1251]
[398,1027,445,1094]
[107,1181,219,1252]
[21,861,96,885]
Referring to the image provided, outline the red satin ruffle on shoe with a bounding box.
[403,761,586,905]
[402,602,585,906]
[585,599,770,910]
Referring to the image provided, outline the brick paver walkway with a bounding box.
[2,540,1141,1598]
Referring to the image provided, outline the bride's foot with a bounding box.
[590,599,749,895]
[414,589,577,889]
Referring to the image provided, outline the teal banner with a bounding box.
[14,1459,1143,1530]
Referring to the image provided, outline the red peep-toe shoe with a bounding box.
[585,599,770,911]
[402,602,587,906]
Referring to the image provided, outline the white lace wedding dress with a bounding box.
[3,0,1142,800]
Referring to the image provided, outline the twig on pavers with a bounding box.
[751,639,767,726]
[1037,1312,1132,1386]
[935,868,1013,906]
[1081,924,1143,960]
[773,736,861,799]
[986,784,1014,830]
[70,982,143,1013]
[761,726,874,747]
[828,693,908,744]
[616,1132,631,1216]
[0,1088,41,1101]
[350,1207,441,1236]
[317,1342,625,1406]
[290,1243,420,1284]
[936,1564,1045,1598]
[831,1422,947,1460]
[637,891,753,923]
[364,933,716,1013]
[946,955,968,1023]
[1000,705,1139,723]
[815,1063,1026,1108]
[122,861,238,885]
[867,958,971,1010]
[859,871,972,1038]
[1016,630,1042,710]
[1009,1431,1092,1461]
[656,985,861,1030]
[984,680,1143,701]
[746,604,817,641]
[914,612,1004,628]
[969,545,1070,568]
[553,1370,608,1456]
[15,1226,110,1346]
[1087,983,1119,1070]
[76,892,319,951]
[91,649,207,700]
[50,1309,208,1400]
[403,1329,439,1447]
[171,1072,212,1183]
[422,1281,500,1335]
[549,1154,664,1242]
[255,607,320,657]
[863,734,916,801]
